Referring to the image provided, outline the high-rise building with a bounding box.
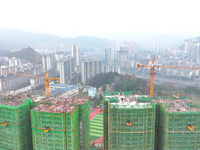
[116,41,135,58]
[8,57,21,66]
[102,65,120,74]
[81,59,101,84]
[71,44,80,68]
[55,52,64,61]
[105,47,115,64]
[42,54,53,71]
[184,39,200,60]
[103,94,155,150]
[154,43,160,53]
[57,56,73,84]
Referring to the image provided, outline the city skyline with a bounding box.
[1,0,200,38]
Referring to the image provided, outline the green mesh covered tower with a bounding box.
[154,97,200,150]
[104,94,155,150]
[31,104,80,150]
[0,99,32,150]
[78,100,90,150]
[31,98,90,150]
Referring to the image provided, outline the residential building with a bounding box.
[55,52,64,61]
[105,47,115,64]
[116,41,135,58]
[57,56,73,84]
[0,65,43,92]
[42,54,53,71]
[8,57,21,66]
[81,59,101,84]
[184,39,200,60]
[102,65,120,74]
[71,44,80,68]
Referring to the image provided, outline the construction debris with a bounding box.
[153,98,200,112]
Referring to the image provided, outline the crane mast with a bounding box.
[137,57,200,97]
[5,71,60,97]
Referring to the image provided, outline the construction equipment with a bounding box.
[137,57,200,97]
[1,121,8,126]
[44,127,50,132]
[172,93,180,98]
[7,71,60,97]
[137,57,156,97]
[126,121,131,126]
[98,109,104,113]
[187,124,194,131]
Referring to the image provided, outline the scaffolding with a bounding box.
[104,91,132,96]
[31,104,80,150]
[31,97,90,150]
[153,97,200,150]
[0,99,32,150]
[103,96,118,150]
[79,100,90,150]
[104,94,155,150]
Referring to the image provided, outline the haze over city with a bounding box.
[1,0,200,150]
[1,0,200,38]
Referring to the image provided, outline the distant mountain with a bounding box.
[104,31,189,49]
[0,28,114,52]
[5,47,42,64]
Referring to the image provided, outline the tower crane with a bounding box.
[7,71,60,97]
[137,57,200,97]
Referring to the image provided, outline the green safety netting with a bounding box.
[31,106,80,150]
[103,95,155,150]
[103,96,118,150]
[0,100,32,126]
[79,100,90,150]
[157,104,200,150]
[108,98,155,150]
[0,99,32,150]
[32,126,80,150]
[31,100,90,150]
[0,121,32,150]
[31,106,79,131]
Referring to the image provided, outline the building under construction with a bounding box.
[153,97,200,150]
[31,97,90,150]
[103,93,156,150]
[103,92,200,150]
[0,95,90,150]
[0,97,32,150]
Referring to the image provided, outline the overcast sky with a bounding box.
[0,0,200,38]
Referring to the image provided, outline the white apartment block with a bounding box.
[57,56,73,84]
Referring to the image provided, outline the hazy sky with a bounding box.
[0,0,200,37]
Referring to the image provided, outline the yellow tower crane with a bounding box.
[7,71,60,97]
[137,57,200,97]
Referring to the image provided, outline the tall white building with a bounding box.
[102,65,120,74]
[8,57,21,66]
[105,47,115,64]
[116,41,135,58]
[81,59,102,84]
[184,39,200,60]
[55,52,64,61]
[57,56,73,84]
[71,44,80,68]
[42,54,53,71]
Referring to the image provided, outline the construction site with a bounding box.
[1,56,200,150]
[103,93,156,150]
[0,95,90,150]
[102,92,200,150]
